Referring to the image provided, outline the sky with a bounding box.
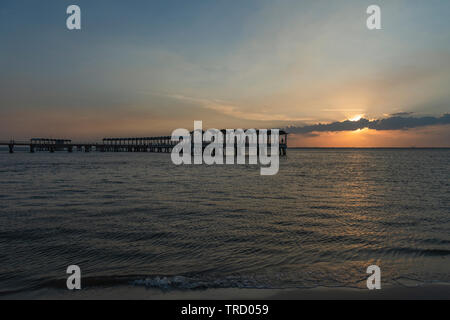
[0,0,449,146]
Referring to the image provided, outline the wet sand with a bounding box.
[3,283,449,300]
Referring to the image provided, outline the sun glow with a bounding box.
[351,127,369,134]
[349,114,364,121]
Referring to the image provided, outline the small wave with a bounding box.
[131,275,268,290]
[385,247,450,257]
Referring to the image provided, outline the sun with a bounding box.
[349,114,364,121]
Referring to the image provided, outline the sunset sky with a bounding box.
[1,0,449,146]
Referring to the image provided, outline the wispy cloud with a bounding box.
[151,92,312,122]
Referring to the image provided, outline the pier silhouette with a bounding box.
[0,131,288,155]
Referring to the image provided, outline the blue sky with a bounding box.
[1,0,449,145]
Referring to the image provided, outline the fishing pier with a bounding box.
[0,131,288,155]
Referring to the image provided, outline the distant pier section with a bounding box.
[0,130,288,155]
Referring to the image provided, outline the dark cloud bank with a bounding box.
[286,114,450,134]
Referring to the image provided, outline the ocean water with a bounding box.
[0,149,449,295]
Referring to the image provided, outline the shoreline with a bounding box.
[3,283,449,300]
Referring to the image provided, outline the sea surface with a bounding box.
[0,149,449,295]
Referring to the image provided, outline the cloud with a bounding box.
[286,114,450,134]
[389,112,415,117]
[151,92,312,122]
